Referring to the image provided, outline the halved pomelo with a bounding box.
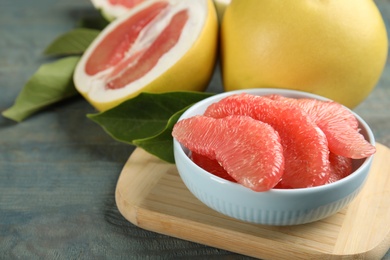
[74,0,218,111]
[204,93,331,188]
[172,115,284,192]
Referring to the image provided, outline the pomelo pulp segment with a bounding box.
[173,115,284,192]
[191,152,237,182]
[265,95,375,159]
[74,0,218,111]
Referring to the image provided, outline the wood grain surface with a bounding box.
[1,0,390,259]
[116,143,390,260]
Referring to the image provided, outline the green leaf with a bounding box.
[77,15,109,30]
[87,91,214,161]
[133,107,188,163]
[43,28,100,56]
[2,56,80,122]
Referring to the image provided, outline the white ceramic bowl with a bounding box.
[173,89,375,225]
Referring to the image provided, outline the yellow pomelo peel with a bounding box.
[74,0,218,112]
[221,0,388,108]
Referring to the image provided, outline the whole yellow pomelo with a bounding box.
[221,0,388,108]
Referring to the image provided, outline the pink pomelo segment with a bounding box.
[173,115,284,191]
[86,2,168,76]
[266,95,359,129]
[325,128,376,159]
[173,116,222,159]
[106,9,189,89]
[204,93,331,188]
[277,153,352,187]
[191,152,237,182]
[109,0,144,8]
[295,99,375,159]
[267,94,375,159]
[297,99,359,131]
[327,153,353,184]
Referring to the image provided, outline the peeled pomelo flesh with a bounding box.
[191,152,237,182]
[176,93,375,190]
[204,93,331,188]
[325,129,376,159]
[74,0,218,111]
[173,115,284,192]
[266,94,358,130]
[327,153,353,184]
[296,99,359,131]
[276,152,353,188]
[304,101,375,159]
[266,94,376,159]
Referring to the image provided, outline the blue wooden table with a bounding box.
[1,0,390,259]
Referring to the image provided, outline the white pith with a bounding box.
[91,0,132,19]
[213,0,231,7]
[75,0,207,104]
[213,0,231,13]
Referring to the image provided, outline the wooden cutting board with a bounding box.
[115,143,390,259]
